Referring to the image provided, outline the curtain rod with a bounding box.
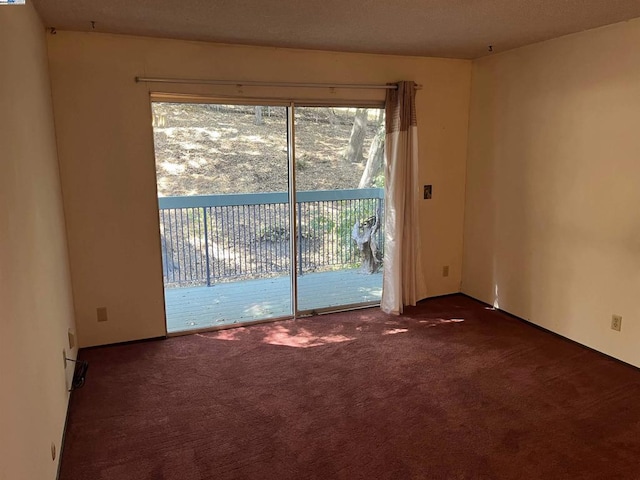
[136,77,422,90]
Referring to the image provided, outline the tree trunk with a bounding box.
[254,106,263,125]
[358,126,385,188]
[342,108,368,163]
[352,214,382,274]
[328,108,337,131]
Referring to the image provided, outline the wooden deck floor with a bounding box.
[164,269,382,333]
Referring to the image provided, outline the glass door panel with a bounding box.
[294,107,385,313]
[153,102,292,333]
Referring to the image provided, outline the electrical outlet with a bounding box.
[63,349,67,369]
[611,314,622,332]
[442,265,449,277]
[97,307,108,322]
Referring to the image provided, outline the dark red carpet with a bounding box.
[60,294,640,479]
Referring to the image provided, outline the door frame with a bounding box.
[149,94,385,335]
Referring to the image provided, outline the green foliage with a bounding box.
[309,214,335,236]
[259,225,289,242]
[372,172,385,188]
[295,154,310,170]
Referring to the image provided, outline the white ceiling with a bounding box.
[32,0,640,59]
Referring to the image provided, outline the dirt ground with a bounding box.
[152,103,382,197]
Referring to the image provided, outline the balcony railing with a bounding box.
[159,188,384,288]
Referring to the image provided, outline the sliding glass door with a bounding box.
[152,101,384,333]
[153,103,292,333]
[294,106,384,313]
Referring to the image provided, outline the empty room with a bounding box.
[1,1,639,479]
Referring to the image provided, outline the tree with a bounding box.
[358,126,385,188]
[342,108,368,163]
[254,106,263,125]
[328,108,338,130]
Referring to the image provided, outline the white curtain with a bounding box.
[381,81,422,315]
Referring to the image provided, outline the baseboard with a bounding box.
[459,292,639,372]
[56,387,72,480]
[417,292,464,303]
[80,335,166,351]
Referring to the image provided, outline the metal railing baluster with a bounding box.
[186,208,192,281]
[202,207,211,286]
[172,209,177,283]
[214,206,220,281]
[297,202,303,276]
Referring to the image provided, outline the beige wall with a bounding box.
[463,19,640,367]
[47,32,472,347]
[0,4,77,480]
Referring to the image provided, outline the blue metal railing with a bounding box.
[158,188,384,287]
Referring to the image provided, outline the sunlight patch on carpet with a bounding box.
[201,329,248,341]
[382,328,408,335]
[262,325,354,348]
[418,318,465,327]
